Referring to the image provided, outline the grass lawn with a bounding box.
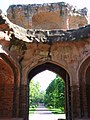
[48,108,64,114]
[29,107,37,114]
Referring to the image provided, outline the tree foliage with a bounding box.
[29,80,45,107]
[29,75,65,113]
[44,75,65,111]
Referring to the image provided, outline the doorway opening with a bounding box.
[28,62,72,120]
[29,70,65,119]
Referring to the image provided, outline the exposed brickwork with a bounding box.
[0,58,14,117]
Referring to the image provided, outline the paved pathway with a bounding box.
[29,104,66,120]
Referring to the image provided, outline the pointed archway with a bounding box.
[28,62,72,120]
[86,65,90,117]
[0,53,20,118]
[79,56,90,118]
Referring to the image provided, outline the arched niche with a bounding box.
[0,53,20,118]
[0,57,14,117]
[79,56,90,118]
[28,62,72,120]
[86,65,90,117]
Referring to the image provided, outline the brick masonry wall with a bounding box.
[0,58,14,117]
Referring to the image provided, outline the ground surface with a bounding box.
[29,103,66,120]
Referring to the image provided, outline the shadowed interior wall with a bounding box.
[0,57,14,117]
[86,65,90,117]
[79,57,90,118]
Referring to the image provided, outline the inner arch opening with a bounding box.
[28,62,72,120]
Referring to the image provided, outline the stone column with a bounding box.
[81,80,88,118]
[71,85,81,119]
[12,73,21,117]
[13,84,20,117]
[65,74,72,120]
[19,84,28,120]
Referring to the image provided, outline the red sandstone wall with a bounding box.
[68,15,87,29]
[7,3,88,30]
[0,58,14,117]
[32,12,64,29]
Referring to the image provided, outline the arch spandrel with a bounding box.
[28,61,70,81]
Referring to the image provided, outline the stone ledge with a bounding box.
[0,11,89,43]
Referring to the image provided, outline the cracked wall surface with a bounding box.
[7,2,88,30]
[0,7,90,120]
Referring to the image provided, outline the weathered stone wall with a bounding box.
[0,11,90,120]
[7,2,88,30]
[0,58,14,117]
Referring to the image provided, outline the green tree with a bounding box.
[44,75,65,112]
[38,90,45,103]
[30,80,41,107]
[29,80,45,108]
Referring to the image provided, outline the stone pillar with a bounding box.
[86,84,90,117]
[65,74,72,120]
[13,84,20,117]
[81,80,88,118]
[71,85,81,119]
[80,76,88,118]
[19,84,28,120]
